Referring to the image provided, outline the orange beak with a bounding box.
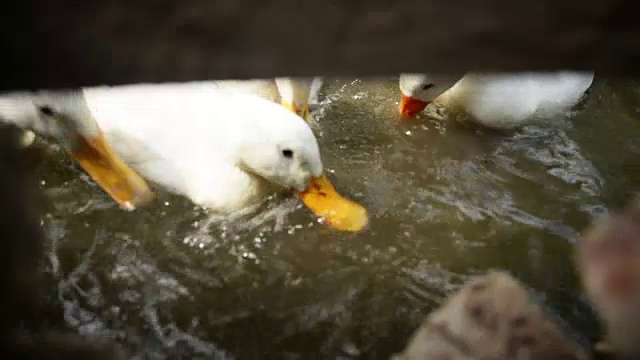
[398,94,430,117]
[282,100,366,232]
[295,173,368,232]
[70,131,154,210]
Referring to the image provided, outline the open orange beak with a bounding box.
[281,100,311,122]
[70,131,154,210]
[399,94,430,117]
[295,173,368,232]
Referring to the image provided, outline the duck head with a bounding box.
[398,73,461,117]
[0,90,154,210]
[234,96,367,232]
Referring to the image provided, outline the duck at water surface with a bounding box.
[398,71,595,130]
[0,92,154,210]
[0,82,367,232]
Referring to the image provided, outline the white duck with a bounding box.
[0,83,366,231]
[0,91,154,210]
[398,71,595,130]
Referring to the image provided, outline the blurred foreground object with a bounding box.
[576,195,640,359]
[3,0,639,90]
[392,271,586,360]
[0,126,124,359]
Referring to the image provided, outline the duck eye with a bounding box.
[422,83,435,91]
[282,149,294,158]
[38,105,55,116]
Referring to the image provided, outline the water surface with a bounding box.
[27,76,640,359]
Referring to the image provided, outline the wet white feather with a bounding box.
[399,72,595,129]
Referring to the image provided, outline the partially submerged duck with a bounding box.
[0,91,154,210]
[0,83,366,231]
[398,72,595,130]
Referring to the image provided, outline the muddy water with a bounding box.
[25,76,640,359]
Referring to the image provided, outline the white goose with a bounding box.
[0,91,154,210]
[398,72,595,130]
[0,82,366,232]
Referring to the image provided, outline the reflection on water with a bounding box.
[25,76,640,358]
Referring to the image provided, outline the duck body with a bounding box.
[82,81,322,214]
[441,72,595,129]
[399,71,595,130]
